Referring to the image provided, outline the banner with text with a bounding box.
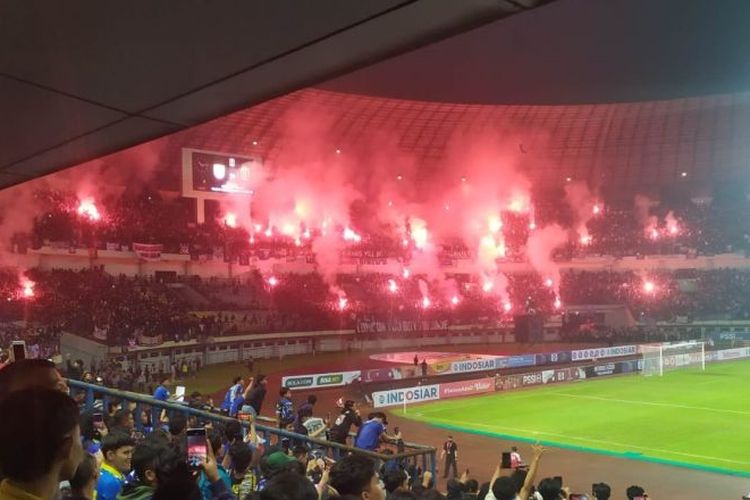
[450,358,498,374]
[372,384,441,408]
[133,243,163,261]
[439,378,494,399]
[570,345,637,362]
[282,371,361,390]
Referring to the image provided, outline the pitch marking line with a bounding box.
[425,418,750,466]
[553,392,750,416]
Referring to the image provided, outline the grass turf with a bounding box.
[401,359,750,476]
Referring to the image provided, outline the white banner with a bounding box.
[571,345,637,361]
[372,384,440,408]
[133,243,163,261]
[715,347,750,361]
[450,358,498,374]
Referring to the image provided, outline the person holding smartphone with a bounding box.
[487,444,545,500]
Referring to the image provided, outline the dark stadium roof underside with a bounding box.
[0,0,551,191]
[159,88,750,193]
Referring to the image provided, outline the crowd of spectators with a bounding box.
[0,359,652,500]
[24,187,750,263]
[4,264,750,355]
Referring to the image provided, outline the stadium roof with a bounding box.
[323,0,750,105]
[0,0,549,191]
[5,0,750,195]
[162,88,750,194]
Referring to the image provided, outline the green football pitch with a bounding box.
[401,359,750,476]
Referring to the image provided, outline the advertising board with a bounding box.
[439,378,494,399]
[570,345,637,361]
[372,385,440,408]
[281,371,361,390]
[450,358,498,374]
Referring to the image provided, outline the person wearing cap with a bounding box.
[257,450,299,492]
[329,399,362,445]
[353,413,399,452]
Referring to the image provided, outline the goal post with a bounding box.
[641,341,706,376]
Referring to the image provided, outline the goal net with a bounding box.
[641,341,706,376]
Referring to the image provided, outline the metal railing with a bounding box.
[68,379,436,476]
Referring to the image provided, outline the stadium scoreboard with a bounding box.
[181,148,261,199]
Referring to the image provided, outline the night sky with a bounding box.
[321,0,750,104]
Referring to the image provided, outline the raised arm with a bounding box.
[242,378,255,400]
[518,444,545,500]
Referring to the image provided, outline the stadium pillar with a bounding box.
[196,199,205,224]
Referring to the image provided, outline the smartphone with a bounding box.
[186,428,207,469]
[10,341,26,361]
[501,452,511,469]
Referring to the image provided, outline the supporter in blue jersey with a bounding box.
[354,412,399,451]
[151,376,171,426]
[96,433,134,500]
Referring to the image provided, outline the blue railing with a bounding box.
[68,379,436,476]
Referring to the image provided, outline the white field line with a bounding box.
[416,391,545,415]
[553,393,750,417]
[427,418,750,466]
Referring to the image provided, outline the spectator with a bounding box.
[536,477,567,500]
[110,409,135,435]
[119,440,179,500]
[168,413,188,442]
[292,408,326,448]
[199,429,231,500]
[64,454,99,500]
[257,450,300,491]
[258,471,317,500]
[227,442,257,498]
[487,444,544,500]
[276,387,295,429]
[245,374,268,416]
[0,389,83,500]
[383,468,409,497]
[626,485,647,500]
[354,412,398,452]
[446,479,469,500]
[97,433,135,500]
[329,454,386,500]
[592,482,611,500]
[388,492,419,500]
[221,376,244,416]
[464,479,479,498]
[151,440,233,500]
[297,394,317,417]
[0,358,69,400]
[329,399,362,445]
[151,376,171,425]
